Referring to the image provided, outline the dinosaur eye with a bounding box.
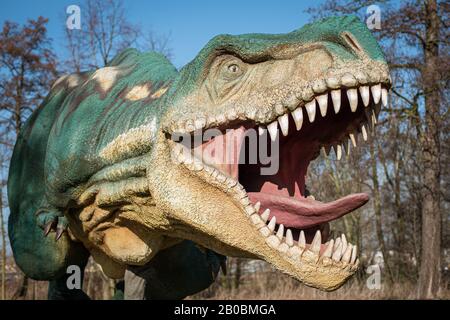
[228,64,240,73]
[216,56,245,81]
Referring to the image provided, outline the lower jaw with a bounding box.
[168,141,361,290]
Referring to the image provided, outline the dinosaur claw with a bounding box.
[43,221,55,236]
[55,227,65,241]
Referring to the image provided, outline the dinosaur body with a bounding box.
[8,16,390,299]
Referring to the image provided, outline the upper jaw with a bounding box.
[163,59,390,135]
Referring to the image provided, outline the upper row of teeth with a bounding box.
[248,201,358,266]
[259,84,388,142]
[169,75,388,135]
[322,115,375,161]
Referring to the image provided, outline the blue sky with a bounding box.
[0,0,324,68]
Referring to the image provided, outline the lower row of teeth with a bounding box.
[247,201,358,265]
[176,141,359,267]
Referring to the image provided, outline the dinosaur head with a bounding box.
[149,16,390,291]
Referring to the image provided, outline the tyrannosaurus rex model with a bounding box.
[8,16,390,299]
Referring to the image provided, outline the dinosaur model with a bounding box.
[8,15,390,299]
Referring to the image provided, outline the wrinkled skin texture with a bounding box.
[8,16,390,299]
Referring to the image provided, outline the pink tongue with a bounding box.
[192,126,246,179]
[248,192,369,229]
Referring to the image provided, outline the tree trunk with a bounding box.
[0,187,6,299]
[370,139,394,283]
[418,0,441,299]
[233,258,242,290]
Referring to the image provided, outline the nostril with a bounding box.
[342,32,363,53]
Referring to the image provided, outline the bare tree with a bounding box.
[0,16,58,300]
[141,30,173,60]
[0,186,5,299]
[417,0,444,298]
[64,0,174,72]
[64,0,140,70]
[0,17,58,133]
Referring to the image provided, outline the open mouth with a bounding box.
[170,79,389,268]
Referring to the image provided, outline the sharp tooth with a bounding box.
[342,244,352,263]
[310,230,321,253]
[298,230,306,248]
[276,224,284,240]
[336,145,342,160]
[331,89,341,114]
[343,141,350,156]
[333,237,341,251]
[268,216,276,232]
[286,229,294,246]
[291,108,303,130]
[323,239,334,258]
[278,114,289,136]
[374,100,382,117]
[341,234,348,253]
[316,93,328,117]
[361,124,368,141]
[347,88,358,112]
[305,100,316,122]
[381,88,388,107]
[261,209,270,222]
[258,126,265,136]
[267,121,278,141]
[307,195,315,201]
[341,234,347,246]
[349,133,357,147]
[254,201,261,212]
[372,110,377,125]
[351,245,358,264]
[332,242,343,261]
[359,86,370,107]
[371,84,381,104]
[365,108,374,131]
